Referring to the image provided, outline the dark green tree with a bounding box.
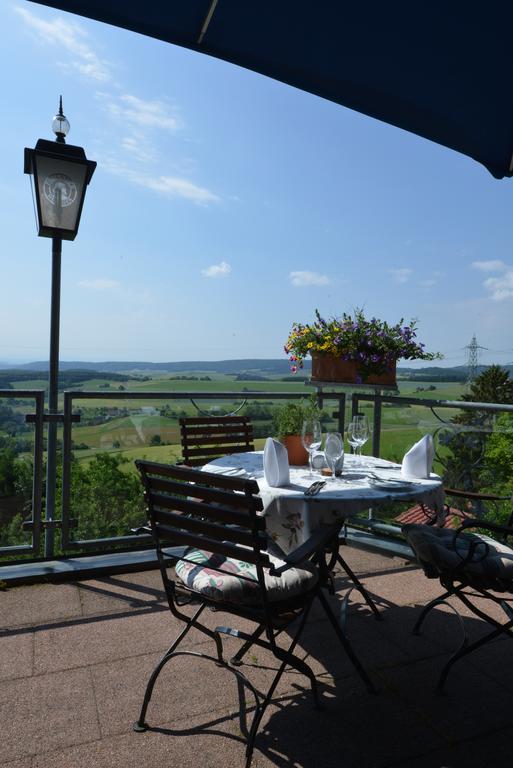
[441,366,513,492]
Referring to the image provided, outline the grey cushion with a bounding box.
[175,547,318,605]
[403,523,513,591]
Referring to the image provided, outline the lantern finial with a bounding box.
[52,96,70,143]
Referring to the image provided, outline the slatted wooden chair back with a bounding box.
[179,415,254,466]
[136,460,269,591]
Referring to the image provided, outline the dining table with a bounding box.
[202,451,444,553]
[202,450,444,619]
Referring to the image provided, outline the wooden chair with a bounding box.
[179,415,254,466]
[403,493,513,692]
[133,461,374,766]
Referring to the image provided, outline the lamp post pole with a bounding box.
[45,234,62,557]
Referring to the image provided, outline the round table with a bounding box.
[203,451,444,554]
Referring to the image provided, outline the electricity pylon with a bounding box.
[464,334,487,386]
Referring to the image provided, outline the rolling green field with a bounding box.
[2,371,467,468]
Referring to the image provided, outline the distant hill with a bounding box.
[1,359,310,375]
[1,360,512,380]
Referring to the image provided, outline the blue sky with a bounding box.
[2,1,513,366]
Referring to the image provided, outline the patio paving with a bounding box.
[1,545,513,767]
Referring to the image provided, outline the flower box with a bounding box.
[311,353,396,386]
[284,309,441,380]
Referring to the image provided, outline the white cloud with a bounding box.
[134,174,220,204]
[78,279,120,290]
[389,268,412,284]
[15,6,112,82]
[289,271,330,287]
[483,272,513,301]
[120,134,156,163]
[108,94,181,131]
[201,261,231,278]
[419,279,437,287]
[472,260,507,272]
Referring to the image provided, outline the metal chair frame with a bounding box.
[133,460,375,766]
[407,509,513,693]
[179,415,254,467]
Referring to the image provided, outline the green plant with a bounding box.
[285,309,441,376]
[272,398,321,438]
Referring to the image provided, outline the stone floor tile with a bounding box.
[77,571,166,617]
[33,609,177,675]
[0,632,33,681]
[377,655,513,742]
[389,726,513,768]
[0,760,33,768]
[91,649,246,738]
[0,668,100,762]
[31,709,258,768]
[1,584,81,630]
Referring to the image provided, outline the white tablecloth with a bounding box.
[203,452,444,553]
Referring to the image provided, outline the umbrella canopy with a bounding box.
[31,0,513,178]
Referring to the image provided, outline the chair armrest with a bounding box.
[445,488,511,503]
[130,525,152,535]
[457,519,513,539]
[267,524,340,576]
[451,519,513,566]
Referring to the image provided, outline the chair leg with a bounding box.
[244,601,320,767]
[134,604,219,731]
[229,624,266,666]
[436,590,513,693]
[336,552,382,620]
[317,588,376,693]
[412,590,454,635]
[437,619,513,694]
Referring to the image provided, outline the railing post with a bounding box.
[373,394,382,457]
[336,393,346,435]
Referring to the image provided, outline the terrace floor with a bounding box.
[1,546,513,768]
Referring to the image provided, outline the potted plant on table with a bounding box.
[285,309,441,386]
[273,397,322,465]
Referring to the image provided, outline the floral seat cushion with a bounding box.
[175,547,318,605]
[403,523,513,590]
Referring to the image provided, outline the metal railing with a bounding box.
[2,386,513,569]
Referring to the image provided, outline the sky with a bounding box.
[1,2,513,367]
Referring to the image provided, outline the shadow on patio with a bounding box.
[2,546,513,767]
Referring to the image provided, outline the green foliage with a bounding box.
[442,366,513,493]
[272,397,321,438]
[64,452,146,540]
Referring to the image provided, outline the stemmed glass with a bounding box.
[346,419,360,464]
[349,415,370,465]
[324,431,344,480]
[301,418,322,477]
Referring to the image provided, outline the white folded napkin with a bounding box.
[263,437,290,487]
[401,434,434,479]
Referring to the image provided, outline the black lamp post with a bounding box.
[24,98,96,557]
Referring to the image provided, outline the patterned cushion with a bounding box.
[403,523,513,590]
[175,547,318,605]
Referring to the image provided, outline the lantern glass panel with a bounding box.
[34,155,87,235]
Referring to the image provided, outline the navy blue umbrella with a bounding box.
[32,0,513,178]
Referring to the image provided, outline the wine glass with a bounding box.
[352,415,370,464]
[301,418,322,477]
[346,419,360,465]
[324,431,344,480]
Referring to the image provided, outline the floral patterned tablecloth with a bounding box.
[203,452,444,554]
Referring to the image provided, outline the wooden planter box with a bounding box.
[311,353,397,386]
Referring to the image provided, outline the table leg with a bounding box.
[336,551,382,620]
